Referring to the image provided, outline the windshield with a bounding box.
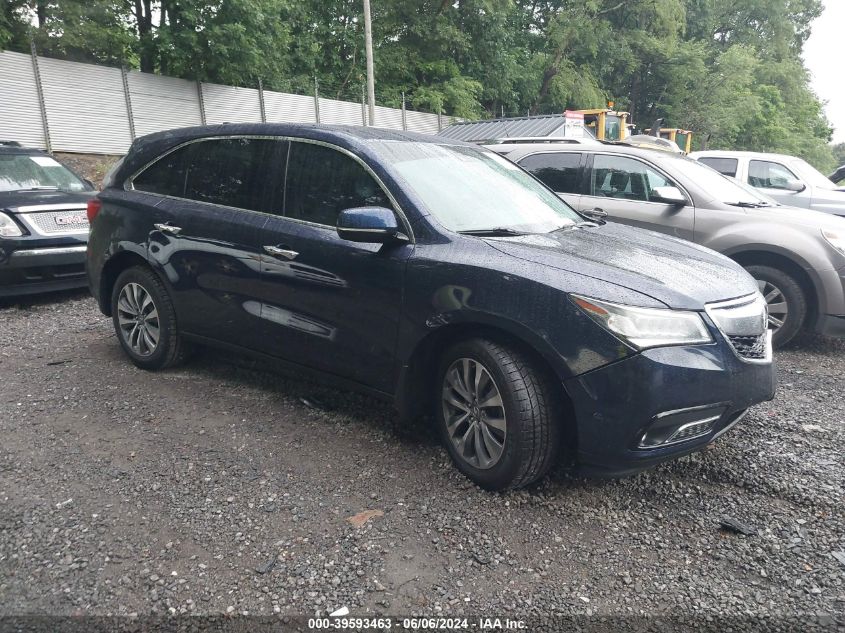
[369,141,581,233]
[0,154,89,193]
[789,158,839,190]
[675,156,766,205]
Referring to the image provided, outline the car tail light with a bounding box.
[86,198,102,223]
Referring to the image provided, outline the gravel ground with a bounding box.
[0,291,843,628]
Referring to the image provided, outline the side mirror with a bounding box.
[651,186,687,206]
[337,207,407,244]
[783,179,806,193]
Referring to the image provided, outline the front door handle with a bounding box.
[154,223,182,235]
[263,245,299,260]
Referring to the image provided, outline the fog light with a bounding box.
[639,406,726,448]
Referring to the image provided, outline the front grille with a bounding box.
[727,333,768,360]
[22,209,89,235]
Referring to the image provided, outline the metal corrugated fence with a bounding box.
[0,50,452,155]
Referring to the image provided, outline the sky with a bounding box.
[802,0,845,144]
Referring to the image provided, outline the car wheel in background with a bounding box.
[744,264,806,348]
[436,338,561,491]
[111,266,189,370]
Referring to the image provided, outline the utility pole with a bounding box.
[363,0,376,126]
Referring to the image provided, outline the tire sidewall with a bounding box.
[744,264,806,348]
[435,340,527,491]
[111,267,175,369]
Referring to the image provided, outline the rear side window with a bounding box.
[748,160,798,189]
[133,137,285,213]
[590,154,676,202]
[518,153,582,194]
[698,157,738,177]
[284,141,390,226]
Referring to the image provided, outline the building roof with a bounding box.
[439,115,581,142]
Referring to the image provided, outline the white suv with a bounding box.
[690,150,845,217]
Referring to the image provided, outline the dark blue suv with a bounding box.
[86,124,776,490]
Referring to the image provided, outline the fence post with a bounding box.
[401,92,407,131]
[313,78,320,124]
[361,84,367,126]
[196,81,207,125]
[121,67,136,141]
[257,78,267,123]
[438,109,443,132]
[29,41,52,154]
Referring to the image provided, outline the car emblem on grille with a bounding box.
[54,213,88,226]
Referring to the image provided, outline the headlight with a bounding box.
[821,228,845,257]
[572,295,713,349]
[0,212,23,237]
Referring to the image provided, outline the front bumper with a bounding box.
[0,237,88,297]
[564,337,776,476]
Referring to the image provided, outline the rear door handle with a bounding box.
[263,245,299,260]
[154,223,182,235]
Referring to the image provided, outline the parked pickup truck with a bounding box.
[690,150,845,217]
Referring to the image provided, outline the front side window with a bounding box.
[748,160,798,190]
[368,141,581,234]
[133,137,284,213]
[698,157,738,177]
[590,155,674,202]
[0,154,89,193]
[518,153,582,194]
[284,141,391,226]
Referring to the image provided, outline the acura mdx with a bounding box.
[87,124,776,490]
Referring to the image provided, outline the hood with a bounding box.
[809,187,845,215]
[741,203,845,229]
[484,222,758,310]
[0,190,95,212]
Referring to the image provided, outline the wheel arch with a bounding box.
[98,249,153,316]
[395,321,578,452]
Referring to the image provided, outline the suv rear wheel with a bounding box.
[111,266,189,370]
[436,338,560,491]
[744,264,806,348]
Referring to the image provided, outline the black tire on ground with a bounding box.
[110,266,190,370]
[435,338,561,491]
[744,264,807,348]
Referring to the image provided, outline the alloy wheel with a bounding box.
[441,358,507,470]
[757,279,788,332]
[117,282,160,356]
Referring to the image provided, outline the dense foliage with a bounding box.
[1,0,835,168]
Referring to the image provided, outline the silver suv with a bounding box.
[488,142,845,347]
[690,150,845,216]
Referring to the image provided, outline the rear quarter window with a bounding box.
[698,157,738,177]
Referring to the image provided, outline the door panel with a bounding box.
[252,140,409,393]
[583,153,695,241]
[253,218,411,392]
[133,136,287,348]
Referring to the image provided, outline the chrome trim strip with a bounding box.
[653,402,727,419]
[11,245,87,257]
[705,292,772,364]
[15,204,87,213]
[122,134,415,243]
[710,409,749,442]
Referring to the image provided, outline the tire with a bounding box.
[744,264,806,348]
[435,338,561,491]
[111,266,189,370]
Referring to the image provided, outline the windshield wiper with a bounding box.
[458,227,528,236]
[15,186,60,192]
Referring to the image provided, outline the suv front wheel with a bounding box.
[436,338,561,491]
